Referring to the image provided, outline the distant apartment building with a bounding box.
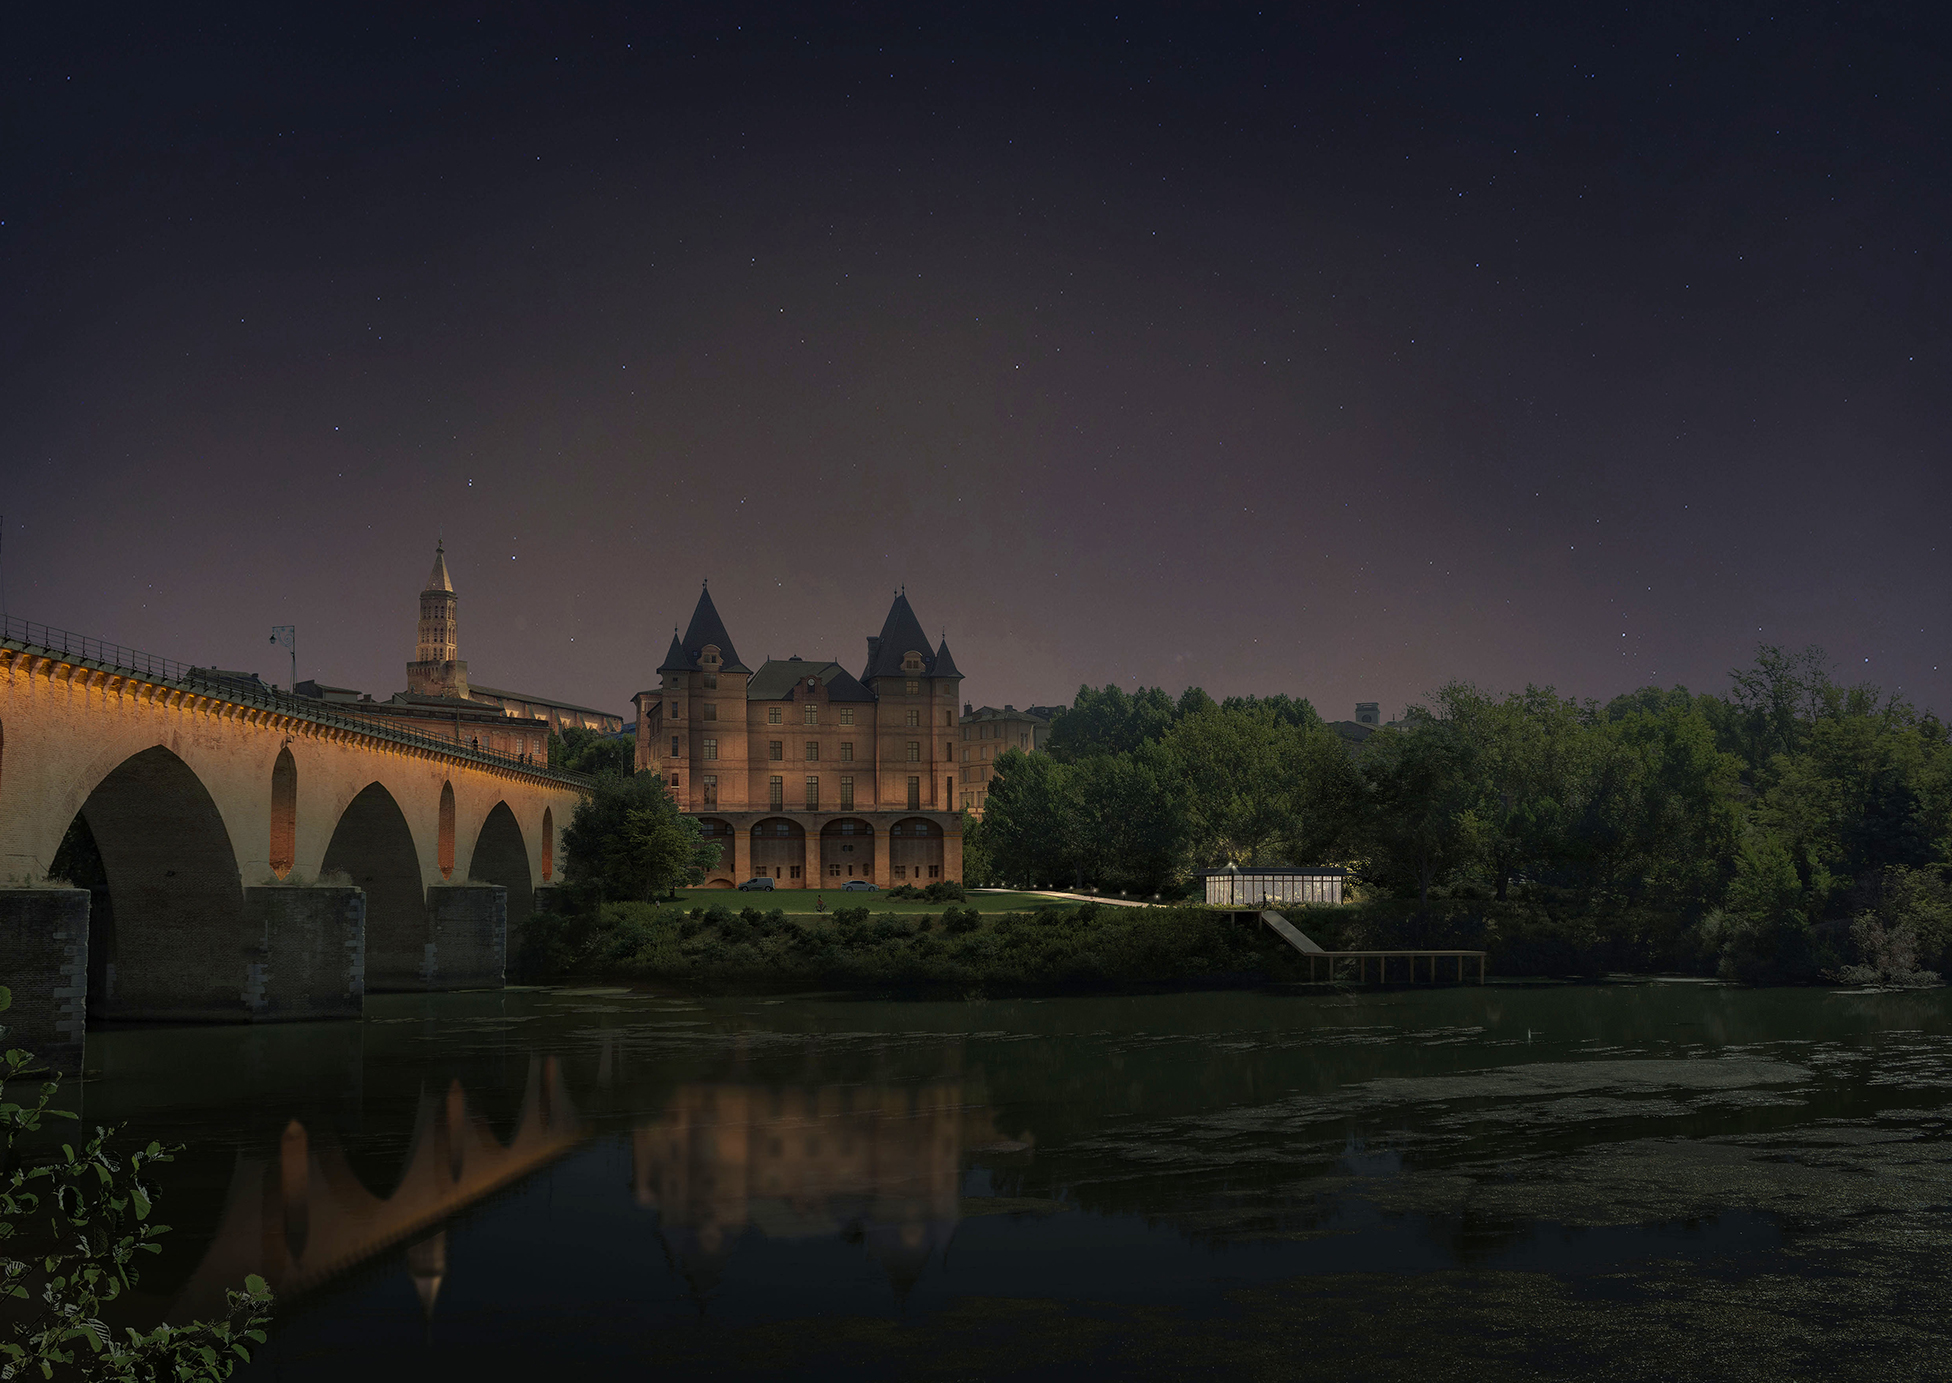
[956,703,1062,813]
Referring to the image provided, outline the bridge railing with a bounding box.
[2,614,596,789]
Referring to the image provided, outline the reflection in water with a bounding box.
[171,1055,582,1322]
[634,1083,1000,1301]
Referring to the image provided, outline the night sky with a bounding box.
[5,3,1948,722]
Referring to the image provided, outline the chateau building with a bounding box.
[634,586,965,888]
[310,544,621,758]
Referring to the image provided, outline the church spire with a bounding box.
[424,540,454,595]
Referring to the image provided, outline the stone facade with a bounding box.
[633,587,965,887]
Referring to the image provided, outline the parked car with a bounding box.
[841,879,879,892]
[737,877,776,891]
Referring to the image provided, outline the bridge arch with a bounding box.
[468,802,532,930]
[888,816,944,884]
[64,746,249,1020]
[269,747,297,879]
[322,783,424,991]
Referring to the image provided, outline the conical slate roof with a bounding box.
[657,631,692,674]
[862,591,936,681]
[677,585,749,673]
[932,637,962,679]
[423,542,454,594]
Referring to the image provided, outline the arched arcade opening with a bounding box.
[888,818,944,884]
[819,818,875,882]
[749,818,805,885]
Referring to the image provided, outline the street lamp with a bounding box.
[269,625,295,694]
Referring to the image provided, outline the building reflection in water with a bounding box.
[169,1055,582,1323]
[172,1067,1015,1322]
[634,1082,1000,1301]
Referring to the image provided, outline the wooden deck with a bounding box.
[1253,910,1486,984]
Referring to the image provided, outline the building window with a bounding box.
[789,865,802,879]
[840,776,854,810]
[805,776,819,810]
[671,736,680,756]
[945,741,953,758]
[905,709,920,727]
[803,704,818,725]
[905,680,919,695]
[829,864,842,876]
[703,738,717,760]
[704,703,717,721]
[907,776,921,810]
[769,776,783,810]
[928,865,941,879]
[702,775,717,806]
[906,741,920,762]
[670,773,680,787]
[1020,734,1029,748]
[943,711,952,726]
[769,740,783,760]
[894,865,907,880]
[840,741,853,761]
[962,747,970,762]
[704,673,718,689]
[947,775,954,801]
[839,708,854,725]
[805,741,819,761]
[768,706,782,724]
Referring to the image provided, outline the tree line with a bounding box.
[970,648,1952,983]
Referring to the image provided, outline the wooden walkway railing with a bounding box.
[1254,910,1486,984]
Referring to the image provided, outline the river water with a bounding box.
[74,980,1952,1380]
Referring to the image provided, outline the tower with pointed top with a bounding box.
[407,542,469,700]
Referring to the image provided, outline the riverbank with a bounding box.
[522,900,1312,994]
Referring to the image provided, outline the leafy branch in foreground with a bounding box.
[0,987,271,1381]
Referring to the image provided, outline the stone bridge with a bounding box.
[0,624,589,1067]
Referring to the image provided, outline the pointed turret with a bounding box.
[423,541,454,595]
[932,637,962,680]
[678,584,748,672]
[863,591,936,682]
[657,630,692,674]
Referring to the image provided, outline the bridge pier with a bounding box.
[0,887,90,1074]
[420,884,506,990]
[242,886,366,1021]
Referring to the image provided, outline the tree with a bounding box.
[1068,742,1187,893]
[978,749,1077,887]
[1046,685,1178,761]
[0,989,272,1380]
[548,726,635,777]
[1357,718,1485,906]
[1163,703,1351,869]
[562,773,720,902]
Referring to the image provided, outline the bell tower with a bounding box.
[407,541,469,699]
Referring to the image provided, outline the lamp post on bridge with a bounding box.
[269,625,295,694]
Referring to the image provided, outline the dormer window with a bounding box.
[902,652,924,673]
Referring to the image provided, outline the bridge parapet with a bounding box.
[1,617,594,790]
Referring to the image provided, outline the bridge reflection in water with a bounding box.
[169,1055,583,1323]
[172,1067,1011,1323]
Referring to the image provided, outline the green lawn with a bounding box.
[667,887,1084,915]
